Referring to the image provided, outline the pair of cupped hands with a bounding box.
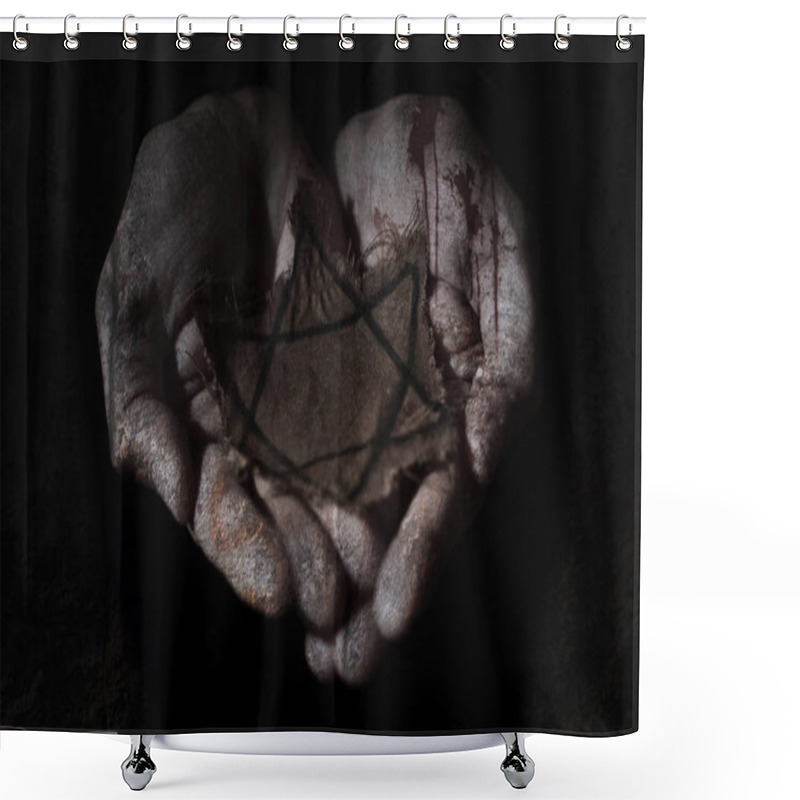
[96,86,534,685]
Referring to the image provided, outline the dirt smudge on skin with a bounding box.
[446,165,483,302]
[373,207,400,242]
[450,165,482,241]
[408,98,441,284]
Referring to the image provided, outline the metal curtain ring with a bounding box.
[283,15,299,51]
[176,14,192,50]
[12,14,29,51]
[554,14,570,51]
[339,14,354,50]
[444,14,460,50]
[500,14,516,50]
[616,14,632,51]
[395,15,410,50]
[64,13,79,51]
[122,14,138,51]
[227,15,242,51]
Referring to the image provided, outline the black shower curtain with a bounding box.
[1,32,643,736]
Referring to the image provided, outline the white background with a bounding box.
[2,1,799,798]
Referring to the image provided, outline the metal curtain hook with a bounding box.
[12,14,29,51]
[500,14,516,50]
[176,14,192,50]
[444,13,460,51]
[122,14,138,51]
[616,14,632,51]
[64,13,79,51]
[554,14,570,51]
[339,14,355,50]
[227,15,242,51]
[395,14,410,50]
[283,15,299,51]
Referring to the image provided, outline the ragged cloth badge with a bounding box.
[201,188,457,509]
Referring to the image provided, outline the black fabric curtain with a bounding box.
[1,33,643,735]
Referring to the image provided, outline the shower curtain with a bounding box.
[0,28,643,737]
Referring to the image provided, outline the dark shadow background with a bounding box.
[1,35,642,735]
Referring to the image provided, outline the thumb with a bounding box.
[96,258,196,525]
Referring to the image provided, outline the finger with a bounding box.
[333,601,383,686]
[304,633,335,682]
[252,472,348,635]
[306,600,383,685]
[463,158,534,484]
[193,444,291,617]
[96,261,196,525]
[175,318,224,441]
[306,497,384,593]
[373,463,466,640]
[113,396,196,526]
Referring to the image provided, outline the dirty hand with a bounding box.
[96,87,533,685]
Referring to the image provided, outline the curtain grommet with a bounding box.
[283,15,299,51]
[227,15,242,51]
[616,15,632,51]
[553,14,570,51]
[394,15,410,50]
[444,14,460,50]
[122,14,138,51]
[63,13,80,51]
[339,15,355,51]
[12,15,29,51]
[500,14,516,50]
[175,14,192,50]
